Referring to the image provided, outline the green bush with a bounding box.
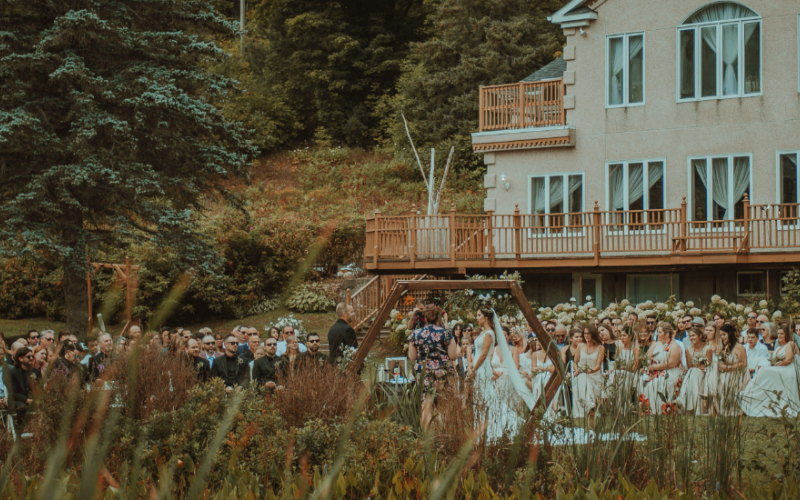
[0,256,64,320]
[286,283,336,313]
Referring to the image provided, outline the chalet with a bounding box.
[364,0,800,307]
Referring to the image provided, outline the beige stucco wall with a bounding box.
[483,0,800,215]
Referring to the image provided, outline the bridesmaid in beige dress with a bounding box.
[715,323,749,416]
[700,322,723,414]
[641,322,683,415]
[676,326,710,414]
[572,325,605,421]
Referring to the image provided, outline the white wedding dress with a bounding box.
[740,343,800,417]
[472,313,535,440]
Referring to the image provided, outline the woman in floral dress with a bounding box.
[407,306,459,429]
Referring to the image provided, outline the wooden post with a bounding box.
[766,270,770,301]
[486,210,496,267]
[409,204,417,267]
[373,209,381,264]
[346,288,352,305]
[518,82,525,128]
[680,197,688,252]
[449,203,456,267]
[742,193,750,253]
[593,201,601,265]
[579,274,583,303]
[478,86,484,131]
[514,204,522,260]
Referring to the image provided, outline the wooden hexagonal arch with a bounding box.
[350,279,564,411]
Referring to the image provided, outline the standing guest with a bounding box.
[458,337,473,377]
[452,324,464,346]
[677,326,710,414]
[298,333,328,370]
[408,301,427,330]
[561,328,583,370]
[552,323,568,350]
[793,321,800,346]
[641,322,683,415]
[636,322,652,358]
[626,312,638,329]
[715,323,748,416]
[743,311,758,334]
[27,330,40,348]
[327,302,357,365]
[407,306,458,429]
[756,314,769,330]
[252,337,281,389]
[201,335,221,367]
[612,317,624,335]
[598,323,618,372]
[9,347,35,425]
[81,333,99,367]
[185,338,211,382]
[40,330,55,349]
[210,335,250,392]
[740,323,800,417]
[506,326,523,370]
[608,326,640,406]
[114,336,128,356]
[760,322,777,352]
[87,333,114,385]
[159,327,171,347]
[743,328,769,376]
[645,314,658,342]
[700,322,723,411]
[675,314,693,342]
[528,337,555,406]
[51,341,82,380]
[714,312,726,329]
[572,325,605,420]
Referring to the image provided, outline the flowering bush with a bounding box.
[268,313,306,341]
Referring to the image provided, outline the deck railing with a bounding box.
[479,79,565,131]
[346,274,434,331]
[364,198,800,268]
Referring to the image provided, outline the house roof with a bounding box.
[521,57,567,82]
[548,0,598,26]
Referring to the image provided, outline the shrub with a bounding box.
[285,283,336,314]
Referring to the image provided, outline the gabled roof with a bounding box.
[521,57,566,83]
[548,0,598,27]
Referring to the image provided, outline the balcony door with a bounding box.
[606,160,665,231]
[529,173,584,235]
[689,154,751,231]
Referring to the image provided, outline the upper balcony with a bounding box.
[473,58,573,153]
[363,199,800,273]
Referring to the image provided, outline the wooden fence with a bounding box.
[479,80,565,131]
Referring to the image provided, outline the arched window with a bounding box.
[677,2,761,100]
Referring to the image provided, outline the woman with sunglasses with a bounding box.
[760,322,777,353]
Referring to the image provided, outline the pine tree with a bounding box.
[0,0,256,336]
[388,0,566,168]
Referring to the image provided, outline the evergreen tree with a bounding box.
[387,0,566,168]
[0,0,256,336]
[249,0,427,149]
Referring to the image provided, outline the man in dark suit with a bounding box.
[327,302,358,365]
[252,337,281,389]
[211,335,250,392]
[9,347,35,425]
[87,333,114,385]
[185,338,211,382]
[298,333,328,371]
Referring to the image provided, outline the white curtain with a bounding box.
[686,3,756,24]
[629,163,663,207]
[732,157,750,214]
[628,36,644,103]
[609,38,624,105]
[712,158,729,218]
[532,177,545,213]
[722,24,739,95]
[609,165,625,210]
[549,176,582,210]
[698,158,750,219]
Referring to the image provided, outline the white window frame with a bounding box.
[737,271,765,296]
[676,13,762,102]
[604,159,666,233]
[797,15,800,93]
[776,150,800,204]
[527,172,585,236]
[686,153,753,226]
[605,32,646,108]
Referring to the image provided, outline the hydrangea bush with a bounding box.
[267,314,307,342]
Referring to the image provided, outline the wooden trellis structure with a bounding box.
[87,257,140,335]
[350,279,564,411]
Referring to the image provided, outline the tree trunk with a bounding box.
[63,262,89,340]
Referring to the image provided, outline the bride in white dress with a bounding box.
[740,325,800,417]
[468,308,534,440]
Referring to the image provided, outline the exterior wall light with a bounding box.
[499,173,511,191]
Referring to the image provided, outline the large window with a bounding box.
[529,173,584,232]
[607,33,645,107]
[778,151,800,222]
[678,3,761,101]
[606,160,664,229]
[689,155,751,223]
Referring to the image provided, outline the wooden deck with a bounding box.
[479,79,566,131]
[364,199,800,273]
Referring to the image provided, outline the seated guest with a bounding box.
[57,328,73,343]
[252,337,281,390]
[81,333,99,367]
[127,325,142,347]
[51,340,83,380]
[9,340,27,363]
[210,335,250,393]
[9,347,35,425]
[27,330,40,348]
[201,335,221,367]
[249,346,266,379]
[31,345,49,382]
[278,335,303,380]
[241,333,261,363]
[277,325,307,357]
[185,338,211,382]
[39,330,55,349]
[741,323,800,417]
[87,333,114,385]
[743,328,769,376]
[298,333,327,370]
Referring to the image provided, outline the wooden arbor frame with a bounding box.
[87,257,140,335]
[350,279,564,411]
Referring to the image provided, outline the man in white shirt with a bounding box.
[276,325,306,357]
[743,328,769,377]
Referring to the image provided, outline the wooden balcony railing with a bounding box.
[479,79,565,131]
[345,274,437,331]
[364,198,800,270]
